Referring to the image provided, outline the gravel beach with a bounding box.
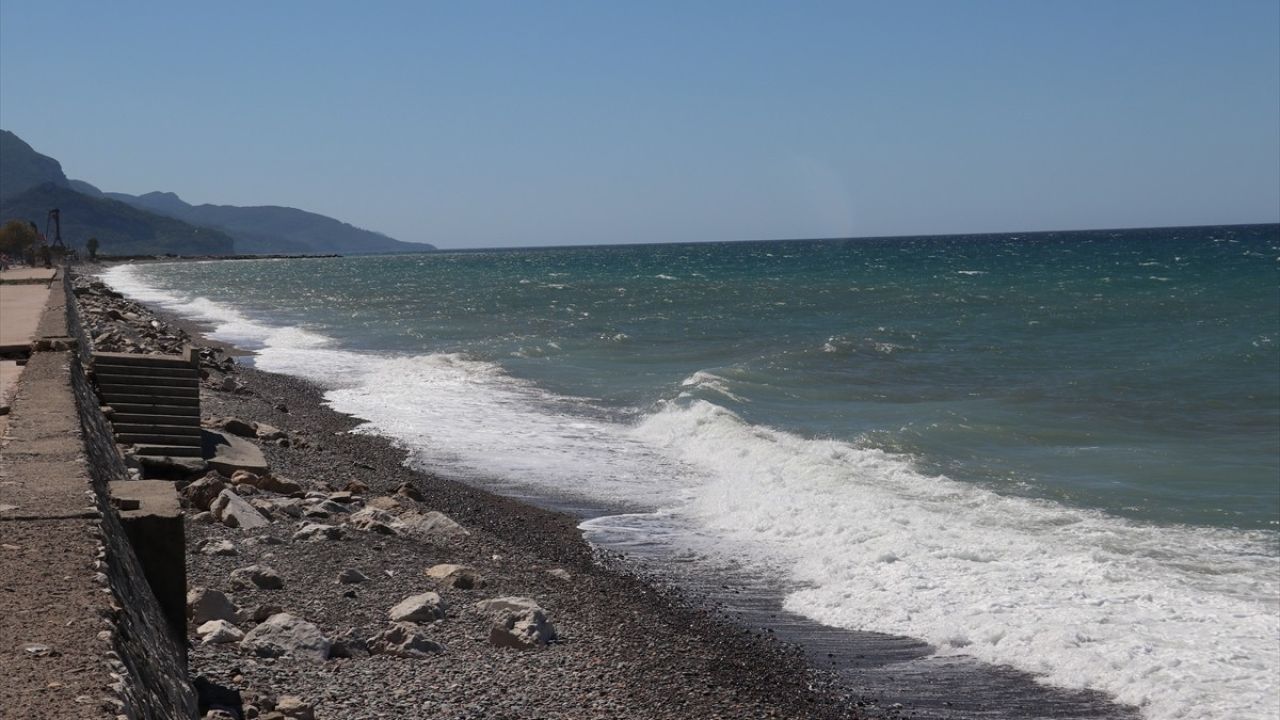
[74,270,863,720]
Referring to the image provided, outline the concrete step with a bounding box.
[96,371,199,389]
[90,363,199,379]
[110,402,200,416]
[117,433,203,447]
[131,444,204,458]
[100,393,200,407]
[97,383,199,399]
[110,412,202,426]
[112,423,203,437]
[92,351,195,370]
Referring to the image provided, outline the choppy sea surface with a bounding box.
[103,225,1279,719]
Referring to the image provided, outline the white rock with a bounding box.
[197,619,244,645]
[240,613,329,660]
[209,489,270,530]
[188,587,238,624]
[366,623,444,658]
[388,592,447,623]
[199,539,237,556]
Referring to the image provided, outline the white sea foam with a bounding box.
[631,400,1280,720]
[101,263,1280,720]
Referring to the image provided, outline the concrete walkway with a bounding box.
[0,268,60,434]
[0,275,120,720]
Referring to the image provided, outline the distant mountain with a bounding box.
[1,128,434,256]
[0,130,70,198]
[106,191,434,254]
[1,183,234,256]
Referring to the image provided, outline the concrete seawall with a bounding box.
[1,269,196,719]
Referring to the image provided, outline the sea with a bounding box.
[101,224,1279,720]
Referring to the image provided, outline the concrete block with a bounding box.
[109,480,187,652]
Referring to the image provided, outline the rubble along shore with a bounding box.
[73,269,866,720]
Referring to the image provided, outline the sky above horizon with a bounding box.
[2,1,1277,249]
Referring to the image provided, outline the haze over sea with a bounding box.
[104,224,1279,719]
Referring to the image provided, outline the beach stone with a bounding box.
[275,696,315,720]
[197,619,244,645]
[233,483,260,497]
[182,474,226,511]
[199,539,238,556]
[399,510,467,539]
[366,623,444,658]
[337,568,367,584]
[249,603,285,622]
[366,496,401,512]
[547,568,572,581]
[230,469,262,486]
[192,511,214,524]
[395,482,423,501]
[347,507,400,535]
[489,607,556,649]
[230,564,284,590]
[343,479,370,494]
[326,491,355,504]
[329,628,369,658]
[267,498,305,518]
[235,470,304,496]
[425,563,483,590]
[388,592,447,623]
[188,588,238,624]
[210,489,270,529]
[221,417,257,437]
[292,522,343,542]
[240,613,329,661]
[254,422,286,441]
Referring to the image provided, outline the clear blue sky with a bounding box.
[2,1,1277,248]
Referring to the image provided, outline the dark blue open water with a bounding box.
[105,224,1279,719]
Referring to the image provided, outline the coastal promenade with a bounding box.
[0,267,57,434]
[0,269,195,719]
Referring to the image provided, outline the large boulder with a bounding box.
[188,587,238,624]
[388,592,447,623]
[182,473,226,511]
[210,489,270,530]
[489,607,557,649]
[197,619,244,645]
[240,613,330,661]
[346,507,400,535]
[366,623,444,658]
[232,470,304,496]
[398,510,467,540]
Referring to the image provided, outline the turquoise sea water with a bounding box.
[105,224,1279,719]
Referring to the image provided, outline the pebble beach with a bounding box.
[73,269,863,720]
